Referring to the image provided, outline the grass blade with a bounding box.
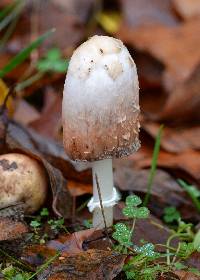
[0,28,55,78]
[177,179,200,213]
[0,0,18,21]
[0,0,24,32]
[143,124,164,206]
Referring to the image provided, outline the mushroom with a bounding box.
[62,35,140,228]
[0,153,47,213]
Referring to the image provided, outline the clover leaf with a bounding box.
[163,206,180,223]
[112,223,132,247]
[125,195,142,207]
[37,48,68,73]
[134,243,158,258]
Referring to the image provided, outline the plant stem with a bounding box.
[143,125,164,207]
[15,71,44,92]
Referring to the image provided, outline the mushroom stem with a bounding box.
[88,158,118,228]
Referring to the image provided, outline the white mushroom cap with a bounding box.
[62,35,140,161]
[0,153,47,213]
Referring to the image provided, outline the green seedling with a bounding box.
[163,206,181,224]
[48,218,69,233]
[36,48,68,73]
[113,194,149,254]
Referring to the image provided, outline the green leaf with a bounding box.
[126,195,142,207]
[112,223,132,247]
[36,47,68,73]
[163,206,181,223]
[193,230,200,252]
[125,270,136,279]
[30,220,41,228]
[40,208,49,217]
[0,28,55,78]
[47,48,61,60]
[134,243,158,257]
[136,207,150,219]
[123,206,138,218]
[179,242,194,258]
[123,206,149,219]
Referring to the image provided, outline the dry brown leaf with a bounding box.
[30,88,62,140]
[114,167,189,207]
[143,122,200,153]
[120,0,179,27]
[175,270,200,280]
[13,99,40,125]
[186,251,200,271]
[117,19,200,92]
[37,0,94,50]
[173,0,200,20]
[158,63,200,122]
[47,229,95,254]
[38,249,125,280]
[0,217,28,241]
[68,180,92,197]
[127,144,200,185]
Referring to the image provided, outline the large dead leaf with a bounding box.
[30,88,62,141]
[158,63,200,122]
[127,144,200,185]
[117,19,200,93]
[38,249,125,280]
[37,0,95,50]
[114,167,189,208]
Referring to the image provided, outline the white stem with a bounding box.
[91,158,114,229]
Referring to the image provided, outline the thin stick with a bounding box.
[95,173,111,242]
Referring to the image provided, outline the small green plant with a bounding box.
[29,208,69,243]
[2,265,31,280]
[113,194,149,254]
[48,217,69,233]
[163,206,181,224]
[112,194,200,279]
[36,48,68,73]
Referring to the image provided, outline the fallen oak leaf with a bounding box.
[117,19,200,93]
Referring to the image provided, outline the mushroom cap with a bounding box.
[0,153,47,213]
[62,35,140,161]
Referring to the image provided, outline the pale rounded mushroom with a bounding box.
[62,35,140,228]
[0,153,47,213]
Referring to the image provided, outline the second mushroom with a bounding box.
[62,35,140,228]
